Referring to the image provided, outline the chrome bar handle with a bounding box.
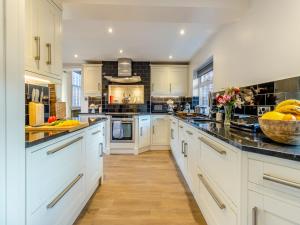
[140,127,143,136]
[34,36,40,61]
[186,130,193,135]
[169,83,172,93]
[184,143,188,157]
[152,126,155,135]
[99,143,104,157]
[252,207,257,225]
[47,137,83,155]
[47,174,83,209]
[181,140,185,154]
[199,136,226,156]
[198,174,226,210]
[171,129,174,139]
[263,174,300,190]
[179,126,183,129]
[46,43,52,65]
[92,130,101,135]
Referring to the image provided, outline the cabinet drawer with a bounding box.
[86,124,102,145]
[197,172,237,225]
[28,173,85,225]
[27,134,85,213]
[248,158,300,198]
[199,134,240,206]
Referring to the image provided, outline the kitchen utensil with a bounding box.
[259,118,300,145]
[31,88,36,102]
[40,90,44,103]
[29,102,44,126]
[35,89,39,102]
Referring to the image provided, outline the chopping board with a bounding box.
[25,122,89,132]
[29,102,44,126]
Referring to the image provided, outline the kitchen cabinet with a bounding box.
[26,121,106,225]
[151,115,170,149]
[25,0,62,80]
[248,190,300,225]
[169,116,179,159]
[138,116,151,150]
[83,64,102,97]
[150,65,188,96]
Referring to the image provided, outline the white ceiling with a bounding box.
[62,0,249,63]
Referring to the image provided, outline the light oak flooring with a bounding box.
[75,151,207,225]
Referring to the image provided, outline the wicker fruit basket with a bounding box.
[259,118,300,145]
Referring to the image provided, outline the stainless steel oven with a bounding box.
[111,117,135,143]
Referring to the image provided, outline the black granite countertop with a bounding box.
[25,117,107,148]
[175,116,300,162]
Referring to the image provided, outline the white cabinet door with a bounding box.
[151,115,170,146]
[151,66,169,96]
[177,122,186,173]
[83,64,102,96]
[139,116,151,149]
[248,190,300,225]
[52,5,62,77]
[168,66,188,96]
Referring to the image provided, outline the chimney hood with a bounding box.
[104,58,141,83]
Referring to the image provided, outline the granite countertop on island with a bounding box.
[175,116,300,162]
[25,117,107,148]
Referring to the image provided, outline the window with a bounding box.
[72,70,81,108]
[193,58,213,115]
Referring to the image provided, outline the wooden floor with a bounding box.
[75,151,207,225]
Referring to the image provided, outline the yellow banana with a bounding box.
[275,99,300,111]
[276,105,300,115]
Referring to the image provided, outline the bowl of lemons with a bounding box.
[259,99,300,145]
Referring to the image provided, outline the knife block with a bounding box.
[29,102,44,126]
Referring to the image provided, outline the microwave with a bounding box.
[151,103,168,113]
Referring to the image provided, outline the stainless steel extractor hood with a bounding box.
[104,58,141,83]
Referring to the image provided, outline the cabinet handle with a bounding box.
[184,143,188,157]
[98,83,101,91]
[252,207,258,225]
[198,174,226,210]
[47,173,83,209]
[46,43,52,65]
[263,174,300,190]
[34,36,41,61]
[179,126,183,129]
[171,129,174,139]
[169,83,172,93]
[181,140,185,154]
[172,122,176,125]
[199,136,226,156]
[140,127,143,136]
[152,126,155,135]
[151,83,154,92]
[141,118,148,121]
[186,130,193,135]
[99,143,104,157]
[47,137,83,155]
[92,130,101,135]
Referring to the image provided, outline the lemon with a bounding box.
[261,111,285,120]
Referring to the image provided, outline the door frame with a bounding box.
[1,0,25,224]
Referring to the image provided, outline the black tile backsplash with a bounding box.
[212,76,300,116]
[25,83,50,125]
[93,61,151,113]
[151,96,192,112]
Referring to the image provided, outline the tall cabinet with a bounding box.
[25,0,63,82]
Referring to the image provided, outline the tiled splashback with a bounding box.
[151,96,194,112]
[211,76,300,116]
[25,83,50,125]
[87,61,151,113]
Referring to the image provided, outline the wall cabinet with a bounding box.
[138,116,151,149]
[82,64,102,97]
[151,65,188,96]
[25,0,62,80]
[151,115,170,148]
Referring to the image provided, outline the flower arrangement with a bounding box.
[215,87,244,125]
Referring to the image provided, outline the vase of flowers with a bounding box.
[216,87,244,126]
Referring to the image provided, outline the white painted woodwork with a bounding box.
[82,64,102,97]
[151,65,188,96]
[248,190,300,225]
[151,115,170,147]
[169,116,179,160]
[3,0,26,224]
[138,115,151,150]
[25,0,62,81]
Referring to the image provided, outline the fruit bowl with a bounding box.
[259,118,300,145]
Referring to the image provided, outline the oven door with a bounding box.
[111,118,134,143]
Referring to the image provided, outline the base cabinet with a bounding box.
[151,115,170,149]
[138,116,151,149]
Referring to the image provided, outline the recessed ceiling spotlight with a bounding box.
[108,27,113,33]
[74,54,78,58]
[119,49,123,54]
[169,55,173,59]
[180,29,185,35]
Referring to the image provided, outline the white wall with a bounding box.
[189,0,300,93]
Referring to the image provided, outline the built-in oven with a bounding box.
[111,117,135,143]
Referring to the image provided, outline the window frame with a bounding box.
[71,69,82,109]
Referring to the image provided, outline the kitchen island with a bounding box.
[25,117,107,225]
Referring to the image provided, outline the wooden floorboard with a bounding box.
[75,151,207,225]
